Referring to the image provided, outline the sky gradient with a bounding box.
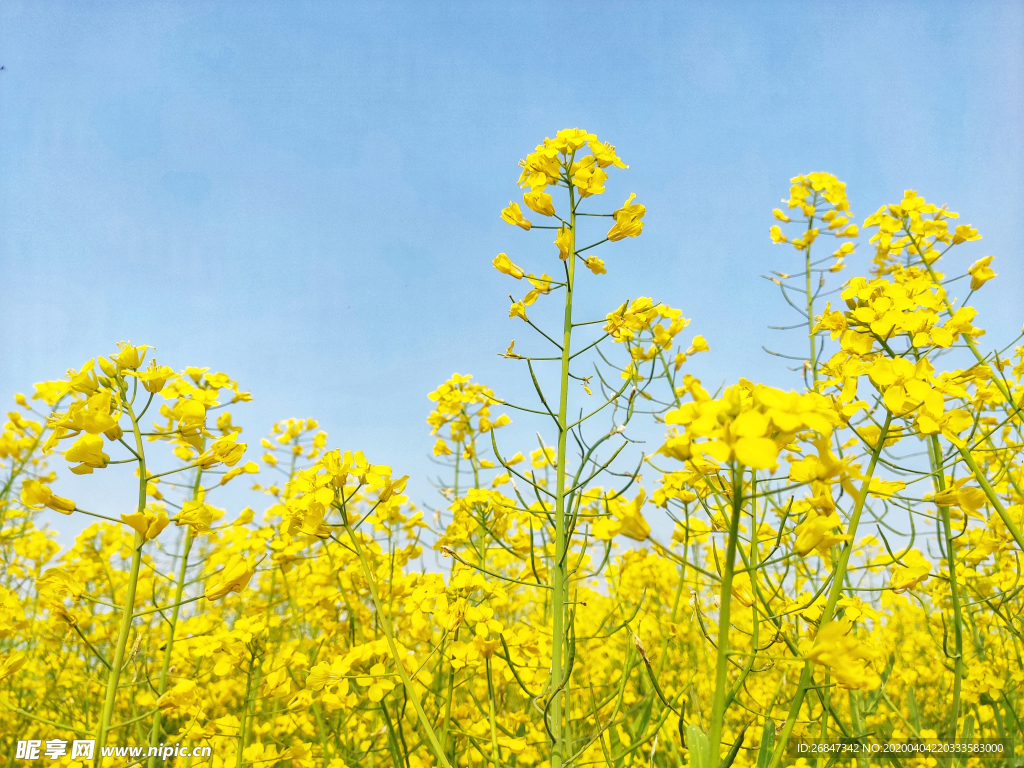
[2,1,1022,543]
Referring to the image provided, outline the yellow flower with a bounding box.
[952,224,981,244]
[64,433,110,474]
[968,256,996,290]
[0,651,26,682]
[112,341,149,371]
[492,253,525,279]
[59,391,118,435]
[584,256,606,275]
[523,188,555,217]
[517,145,561,189]
[156,680,202,718]
[837,596,880,623]
[355,662,397,703]
[730,573,755,607]
[890,549,931,593]
[306,657,352,692]
[121,508,170,540]
[197,436,247,468]
[933,481,987,514]
[35,568,84,601]
[128,360,176,393]
[497,736,528,754]
[607,193,645,241]
[67,360,100,395]
[522,272,555,305]
[555,225,572,260]
[509,300,528,321]
[183,366,209,382]
[204,557,256,600]
[686,335,709,355]
[220,460,259,485]
[261,666,293,699]
[500,201,532,230]
[794,512,848,555]
[549,127,595,152]
[732,436,778,469]
[287,690,314,712]
[807,619,882,690]
[572,156,607,197]
[615,490,650,541]
[378,474,408,502]
[175,500,217,532]
[587,139,627,169]
[20,479,75,514]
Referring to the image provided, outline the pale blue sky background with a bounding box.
[2,1,1022,543]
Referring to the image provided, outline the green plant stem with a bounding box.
[957,446,1024,551]
[146,526,194,767]
[95,397,148,762]
[486,658,502,768]
[344,519,453,768]
[931,436,964,744]
[817,673,830,768]
[848,690,868,768]
[708,467,744,762]
[549,184,577,768]
[804,204,818,389]
[768,412,892,768]
[146,454,203,768]
[235,652,256,768]
[441,656,456,758]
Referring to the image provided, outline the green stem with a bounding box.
[549,183,577,768]
[768,411,892,768]
[849,691,868,768]
[708,467,744,761]
[931,437,964,744]
[441,656,456,759]
[486,658,502,768]
[312,701,332,766]
[147,455,203,768]
[95,397,148,761]
[804,204,819,389]
[344,520,453,768]
[816,673,830,768]
[146,527,194,766]
[235,650,255,768]
[957,446,1024,551]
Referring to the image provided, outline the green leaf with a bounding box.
[953,715,975,768]
[631,693,655,744]
[610,718,625,768]
[755,720,775,768]
[907,686,921,734]
[686,724,711,768]
[720,725,747,768]
[864,655,895,715]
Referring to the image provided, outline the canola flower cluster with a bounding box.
[1,132,1022,768]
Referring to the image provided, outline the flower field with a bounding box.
[1,129,1022,768]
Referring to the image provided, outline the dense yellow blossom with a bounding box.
[1,135,1021,768]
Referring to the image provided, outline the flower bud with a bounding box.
[98,356,118,377]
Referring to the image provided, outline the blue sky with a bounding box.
[2,1,1022,543]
